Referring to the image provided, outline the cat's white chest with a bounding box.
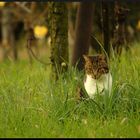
[84,73,112,99]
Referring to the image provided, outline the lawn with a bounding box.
[0,43,140,138]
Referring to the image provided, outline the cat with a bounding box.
[82,54,112,99]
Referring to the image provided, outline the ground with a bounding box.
[0,42,140,138]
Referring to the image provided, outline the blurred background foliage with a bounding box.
[0,1,140,63]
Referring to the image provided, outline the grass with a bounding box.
[0,43,140,138]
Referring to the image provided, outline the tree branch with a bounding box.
[15,2,32,13]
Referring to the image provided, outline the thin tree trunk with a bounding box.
[48,2,69,80]
[12,29,17,61]
[112,1,130,56]
[2,8,17,61]
[102,0,110,57]
[71,2,94,70]
[1,8,11,60]
[68,3,76,62]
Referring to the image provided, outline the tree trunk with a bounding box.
[112,1,130,56]
[1,8,17,61]
[71,2,94,70]
[1,8,11,60]
[68,3,76,62]
[48,2,69,80]
[102,0,110,57]
[12,29,17,61]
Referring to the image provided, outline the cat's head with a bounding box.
[83,54,109,79]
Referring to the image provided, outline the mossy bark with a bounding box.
[48,2,69,80]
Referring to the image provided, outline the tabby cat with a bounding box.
[83,54,112,99]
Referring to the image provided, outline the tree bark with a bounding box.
[2,8,11,60]
[71,2,94,71]
[48,2,69,80]
[1,8,17,61]
[112,1,130,56]
[102,0,110,57]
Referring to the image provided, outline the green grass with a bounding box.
[0,43,140,138]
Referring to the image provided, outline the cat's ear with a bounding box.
[83,55,90,62]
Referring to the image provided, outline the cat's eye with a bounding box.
[87,67,93,72]
[99,58,102,61]
[92,62,98,67]
[88,67,92,71]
